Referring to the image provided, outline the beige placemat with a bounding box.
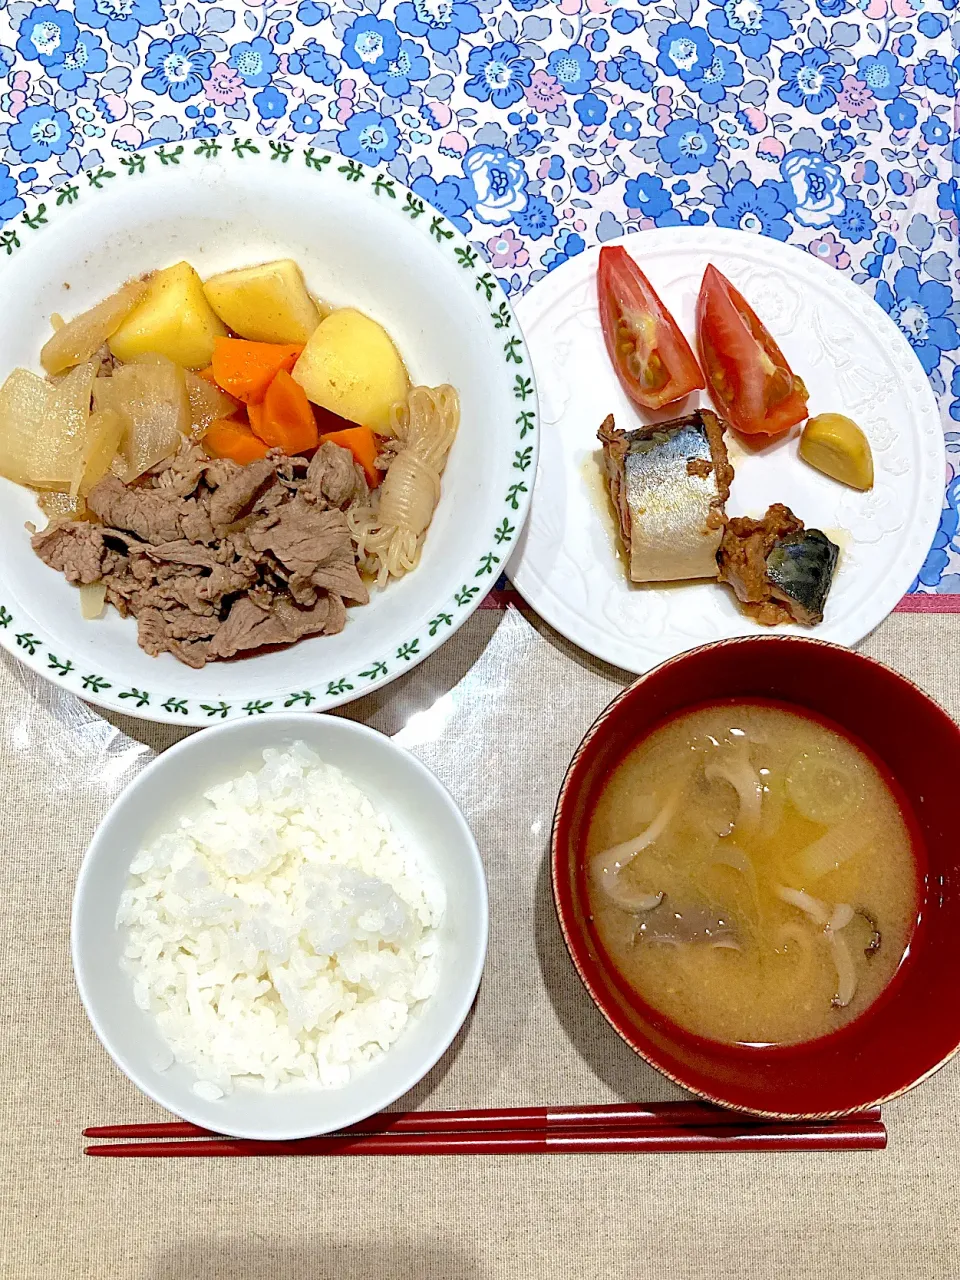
[0,608,957,1280]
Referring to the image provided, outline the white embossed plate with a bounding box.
[0,139,537,725]
[509,227,943,674]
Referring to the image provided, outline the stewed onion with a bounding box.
[79,582,106,620]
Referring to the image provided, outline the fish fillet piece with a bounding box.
[598,409,733,583]
[717,502,839,626]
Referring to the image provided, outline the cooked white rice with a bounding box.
[117,741,445,1095]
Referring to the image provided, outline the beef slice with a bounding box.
[31,521,107,585]
[208,593,342,659]
[305,441,367,509]
[248,501,368,604]
[208,458,277,529]
[86,475,184,545]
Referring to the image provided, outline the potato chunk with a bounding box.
[292,308,408,433]
[203,259,323,344]
[109,261,227,368]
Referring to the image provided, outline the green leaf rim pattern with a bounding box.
[0,138,539,727]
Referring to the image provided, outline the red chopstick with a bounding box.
[85,1122,885,1157]
[84,1101,881,1141]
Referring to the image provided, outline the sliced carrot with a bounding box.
[320,425,380,487]
[252,367,319,454]
[203,417,270,465]
[247,399,265,437]
[210,338,303,405]
[197,365,219,386]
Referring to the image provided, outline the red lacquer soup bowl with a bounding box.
[552,636,960,1118]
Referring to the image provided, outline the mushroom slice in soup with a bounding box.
[704,748,762,836]
[634,898,739,948]
[590,779,685,911]
[775,886,860,1008]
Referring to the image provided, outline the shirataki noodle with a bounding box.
[351,384,460,588]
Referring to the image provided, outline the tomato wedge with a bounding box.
[597,246,705,411]
[696,264,808,436]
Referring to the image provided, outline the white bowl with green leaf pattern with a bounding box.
[0,138,537,726]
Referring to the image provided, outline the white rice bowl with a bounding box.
[72,714,487,1140]
[118,744,446,1097]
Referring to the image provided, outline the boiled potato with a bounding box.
[109,261,227,368]
[203,259,324,344]
[292,308,408,432]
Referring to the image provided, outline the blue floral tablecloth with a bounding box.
[0,0,957,595]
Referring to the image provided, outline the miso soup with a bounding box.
[585,701,919,1046]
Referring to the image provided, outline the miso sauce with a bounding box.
[585,701,919,1046]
